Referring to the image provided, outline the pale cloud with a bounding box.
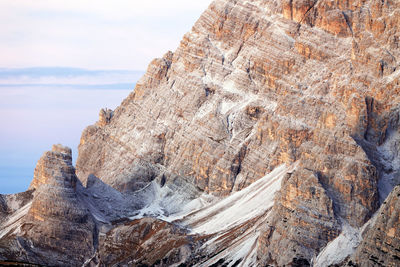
[0,0,212,70]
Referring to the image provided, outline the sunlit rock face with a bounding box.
[1,0,400,266]
[76,0,399,264]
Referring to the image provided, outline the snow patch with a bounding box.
[130,180,208,222]
[385,68,400,84]
[201,230,260,267]
[222,80,243,95]
[220,100,237,115]
[314,210,381,267]
[182,163,297,234]
[313,221,362,267]
[0,202,32,239]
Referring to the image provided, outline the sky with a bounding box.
[0,0,212,194]
[0,0,212,70]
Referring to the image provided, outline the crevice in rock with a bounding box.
[299,0,320,26]
[288,0,294,20]
[226,114,234,139]
[170,80,176,89]
[230,42,244,66]
[230,144,247,192]
[315,170,341,220]
[342,11,353,36]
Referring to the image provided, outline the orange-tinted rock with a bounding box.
[2,0,400,265]
[74,1,399,264]
[258,168,340,266]
[351,186,400,266]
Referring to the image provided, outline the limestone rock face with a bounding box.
[351,185,400,267]
[29,144,74,190]
[75,0,399,264]
[97,217,202,266]
[258,168,341,266]
[1,0,400,265]
[97,108,113,127]
[0,145,97,266]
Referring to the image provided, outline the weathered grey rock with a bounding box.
[97,217,202,266]
[0,145,97,266]
[75,0,399,264]
[351,185,400,267]
[0,190,34,224]
[1,0,400,265]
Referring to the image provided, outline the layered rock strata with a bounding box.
[0,0,399,266]
[75,0,399,265]
[0,145,96,266]
[351,185,400,266]
[98,217,202,266]
[0,145,205,266]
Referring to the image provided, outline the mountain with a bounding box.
[1,0,399,266]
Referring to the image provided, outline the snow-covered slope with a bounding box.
[181,163,294,234]
[171,163,298,266]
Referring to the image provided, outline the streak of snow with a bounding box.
[275,114,311,130]
[168,193,217,221]
[130,180,209,222]
[0,202,32,239]
[314,210,380,267]
[385,68,400,84]
[183,163,297,234]
[313,221,361,267]
[220,100,237,114]
[201,231,260,267]
[222,80,243,95]
[195,98,216,119]
[179,164,296,266]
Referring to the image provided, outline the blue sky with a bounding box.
[0,0,212,70]
[0,1,212,193]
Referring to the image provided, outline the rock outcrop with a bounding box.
[98,217,202,266]
[1,0,400,266]
[0,145,97,266]
[351,185,400,266]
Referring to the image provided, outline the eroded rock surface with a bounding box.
[98,217,203,266]
[75,0,399,264]
[351,185,400,267]
[0,145,96,266]
[1,0,400,266]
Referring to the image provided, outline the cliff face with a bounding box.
[1,0,400,266]
[0,145,96,266]
[349,185,400,267]
[76,0,399,265]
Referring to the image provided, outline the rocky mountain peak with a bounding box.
[1,0,400,266]
[29,144,75,190]
[51,143,72,157]
[97,108,114,127]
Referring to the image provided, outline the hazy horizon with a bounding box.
[0,67,144,194]
[0,1,212,194]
